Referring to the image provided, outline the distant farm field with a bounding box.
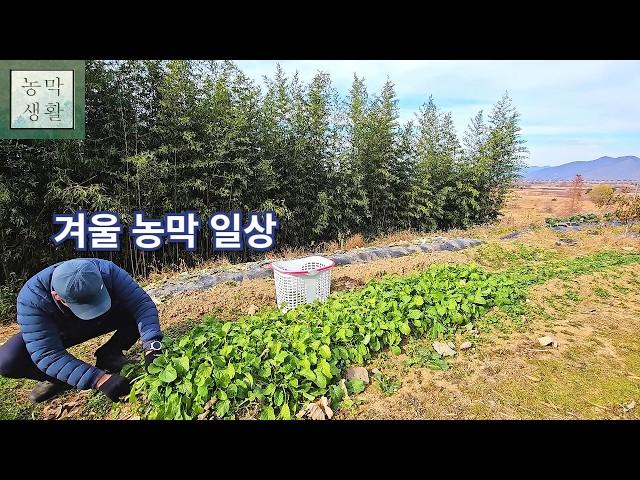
[501,181,635,227]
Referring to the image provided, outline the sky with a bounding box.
[234,60,640,167]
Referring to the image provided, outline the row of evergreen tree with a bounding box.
[0,60,527,295]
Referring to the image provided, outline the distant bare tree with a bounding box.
[568,174,585,214]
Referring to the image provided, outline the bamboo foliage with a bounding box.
[0,60,527,308]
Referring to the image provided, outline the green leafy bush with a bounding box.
[129,263,523,420]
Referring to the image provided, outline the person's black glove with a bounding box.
[144,349,162,370]
[97,374,131,402]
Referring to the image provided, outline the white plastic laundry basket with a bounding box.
[269,255,335,312]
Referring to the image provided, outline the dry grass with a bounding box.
[143,257,234,286]
[369,230,418,246]
[263,246,310,261]
[325,240,341,252]
[344,233,366,250]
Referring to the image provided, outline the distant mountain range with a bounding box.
[522,156,640,181]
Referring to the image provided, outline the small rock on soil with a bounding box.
[538,335,559,348]
[345,366,370,384]
[622,400,636,413]
[433,341,457,357]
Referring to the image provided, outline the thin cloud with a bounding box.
[234,60,640,166]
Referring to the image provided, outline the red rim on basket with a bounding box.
[269,257,335,276]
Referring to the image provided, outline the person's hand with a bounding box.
[144,349,162,369]
[96,373,131,402]
[95,372,111,389]
[144,341,163,371]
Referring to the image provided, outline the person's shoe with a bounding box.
[29,380,72,403]
[95,350,134,373]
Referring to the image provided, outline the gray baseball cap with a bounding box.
[51,259,111,320]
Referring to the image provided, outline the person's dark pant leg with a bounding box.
[0,307,140,383]
[0,334,52,382]
[92,312,140,356]
[58,306,140,354]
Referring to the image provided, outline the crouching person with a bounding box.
[0,258,164,403]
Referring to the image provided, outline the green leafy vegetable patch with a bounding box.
[130,263,524,419]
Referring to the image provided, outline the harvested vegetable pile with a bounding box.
[129,263,523,420]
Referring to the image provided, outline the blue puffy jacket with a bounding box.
[16,259,162,390]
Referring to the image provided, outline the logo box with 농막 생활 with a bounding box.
[0,60,85,139]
